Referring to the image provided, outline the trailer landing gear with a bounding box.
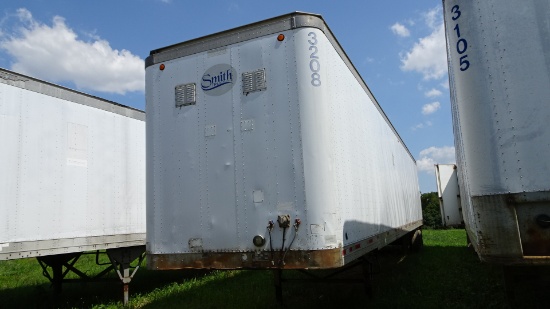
[36,245,145,306]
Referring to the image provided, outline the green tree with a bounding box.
[421,192,442,229]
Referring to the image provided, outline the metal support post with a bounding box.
[106,245,146,306]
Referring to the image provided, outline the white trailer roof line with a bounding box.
[0,68,144,121]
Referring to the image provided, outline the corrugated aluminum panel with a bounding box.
[0,69,145,260]
[443,0,550,264]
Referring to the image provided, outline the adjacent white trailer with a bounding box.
[435,164,463,227]
[0,68,146,260]
[0,68,146,303]
[443,0,550,264]
[145,12,422,271]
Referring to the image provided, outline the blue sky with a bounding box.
[0,0,455,193]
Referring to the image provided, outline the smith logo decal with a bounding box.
[201,64,236,96]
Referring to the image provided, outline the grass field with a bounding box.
[0,229,531,308]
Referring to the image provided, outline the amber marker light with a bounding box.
[277,34,285,41]
[159,64,165,70]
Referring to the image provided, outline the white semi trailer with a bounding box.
[443,0,550,265]
[0,68,146,303]
[435,164,463,227]
[145,12,422,286]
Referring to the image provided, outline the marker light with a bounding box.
[159,64,165,70]
[277,34,285,41]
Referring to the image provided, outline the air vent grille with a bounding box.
[242,69,266,95]
[175,83,196,107]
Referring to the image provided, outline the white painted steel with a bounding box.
[443,0,550,263]
[0,69,146,260]
[146,13,422,266]
[435,164,462,227]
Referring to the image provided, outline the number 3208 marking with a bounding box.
[307,32,321,86]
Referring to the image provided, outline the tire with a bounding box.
[400,232,413,251]
[410,229,423,252]
[465,231,476,253]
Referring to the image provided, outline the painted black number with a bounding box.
[451,5,461,20]
[459,55,470,71]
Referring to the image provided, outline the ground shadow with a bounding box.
[3,230,541,308]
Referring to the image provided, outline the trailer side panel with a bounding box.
[0,69,145,260]
[443,0,550,264]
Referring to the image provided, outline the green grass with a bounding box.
[366,229,506,309]
[0,230,529,308]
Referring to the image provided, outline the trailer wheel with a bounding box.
[410,229,423,252]
[400,232,413,252]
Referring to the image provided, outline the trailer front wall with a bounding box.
[146,28,306,259]
[0,70,145,260]
[443,0,550,263]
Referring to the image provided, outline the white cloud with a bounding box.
[390,23,410,37]
[0,8,144,94]
[425,88,442,98]
[412,121,433,131]
[422,101,441,115]
[399,7,447,80]
[363,56,375,64]
[417,146,455,173]
[424,6,441,29]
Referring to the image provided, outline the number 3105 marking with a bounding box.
[450,5,470,71]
